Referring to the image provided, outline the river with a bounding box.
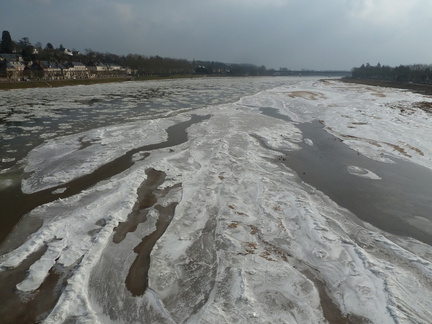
[1,77,432,323]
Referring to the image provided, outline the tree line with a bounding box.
[351,62,432,83]
[0,30,269,77]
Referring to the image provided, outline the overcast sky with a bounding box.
[2,0,432,70]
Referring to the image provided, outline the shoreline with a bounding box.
[0,74,202,90]
[5,75,432,96]
[339,77,432,96]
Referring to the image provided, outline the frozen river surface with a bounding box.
[1,77,432,323]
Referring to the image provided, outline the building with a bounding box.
[40,61,63,80]
[0,54,25,80]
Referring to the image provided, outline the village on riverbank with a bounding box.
[0,29,351,90]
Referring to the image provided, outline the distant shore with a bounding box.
[5,76,432,97]
[339,78,432,96]
[0,75,201,90]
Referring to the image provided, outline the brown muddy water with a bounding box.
[113,167,181,296]
[260,107,432,246]
[0,115,209,324]
[0,114,210,251]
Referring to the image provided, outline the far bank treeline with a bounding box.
[0,30,269,77]
[352,63,432,83]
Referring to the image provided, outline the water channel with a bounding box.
[260,107,432,246]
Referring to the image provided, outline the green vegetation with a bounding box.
[351,63,432,83]
[0,75,207,90]
[0,29,271,81]
[1,29,351,86]
[0,77,130,90]
[0,31,13,54]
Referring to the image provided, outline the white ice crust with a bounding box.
[1,78,432,323]
[21,118,173,194]
[347,165,381,180]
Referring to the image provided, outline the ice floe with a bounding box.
[347,165,381,180]
[1,77,432,323]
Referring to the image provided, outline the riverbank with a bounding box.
[5,76,432,94]
[340,77,432,96]
[0,74,201,90]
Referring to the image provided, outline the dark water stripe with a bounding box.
[0,114,210,248]
[259,107,432,246]
[0,246,48,324]
[0,245,85,324]
[111,167,181,296]
[112,168,167,244]
[125,202,178,296]
[302,269,369,324]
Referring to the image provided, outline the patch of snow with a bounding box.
[347,165,381,180]
[304,138,314,146]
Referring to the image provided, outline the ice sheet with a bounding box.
[1,78,432,323]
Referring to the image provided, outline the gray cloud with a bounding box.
[3,0,432,69]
